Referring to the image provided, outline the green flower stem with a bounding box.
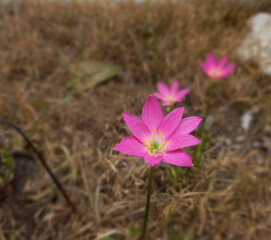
[165,105,174,114]
[194,81,216,168]
[140,166,154,240]
[144,0,151,34]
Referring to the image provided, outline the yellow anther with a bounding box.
[159,129,163,141]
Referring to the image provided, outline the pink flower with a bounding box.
[114,96,201,167]
[200,54,236,80]
[153,80,190,106]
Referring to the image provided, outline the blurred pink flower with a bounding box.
[114,96,201,167]
[200,54,236,80]
[153,80,190,106]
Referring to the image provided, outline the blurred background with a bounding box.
[0,0,270,239]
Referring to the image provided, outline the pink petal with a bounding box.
[200,63,210,75]
[220,64,236,78]
[122,113,151,141]
[175,116,202,135]
[144,152,162,166]
[170,80,179,94]
[166,134,201,151]
[162,150,193,166]
[177,88,190,99]
[206,53,217,68]
[157,82,169,95]
[158,107,184,140]
[153,92,165,100]
[142,96,164,131]
[218,56,228,68]
[114,136,146,157]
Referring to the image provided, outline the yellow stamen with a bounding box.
[210,67,222,78]
[160,141,170,151]
[142,128,170,154]
[159,129,163,141]
[152,127,155,141]
[142,139,152,142]
[166,95,177,104]
[143,143,154,150]
[142,127,156,142]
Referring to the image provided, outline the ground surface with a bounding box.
[0,1,271,239]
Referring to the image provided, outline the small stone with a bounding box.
[236,135,245,142]
[241,110,253,131]
[237,13,271,75]
[225,138,232,145]
[252,141,261,148]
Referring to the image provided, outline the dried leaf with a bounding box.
[0,151,36,239]
[11,151,35,202]
[69,61,122,90]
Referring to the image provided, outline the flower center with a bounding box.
[166,95,176,104]
[142,128,170,156]
[210,67,222,78]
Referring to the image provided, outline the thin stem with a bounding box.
[0,119,76,212]
[194,81,216,168]
[140,166,154,240]
[151,43,161,84]
[200,80,216,137]
[165,105,174,114]
[143,0,151,49]
[144,0,151,33]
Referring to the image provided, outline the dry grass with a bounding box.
[0,0,271,239]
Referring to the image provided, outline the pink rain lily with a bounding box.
[114,96,202,167]
[153,80,190,106]
[200,54,236,80]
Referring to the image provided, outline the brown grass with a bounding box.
[0,0,271,239]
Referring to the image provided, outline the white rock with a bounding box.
[241,106,260,131]
[236,13,271,75]
[241,110,253,131]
